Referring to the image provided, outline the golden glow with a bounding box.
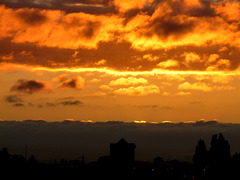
[81,120,93,123]
[113,0,154,12]
[134,120,147,124]
[113,84,159,96]
[0,5,123,49]
[1,1,240,51]
[157,59,179,69]
[162,121,173,123]
[65,118,75,121]
[109,77,148,86]
[1,62,240,77]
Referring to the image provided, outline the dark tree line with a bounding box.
[0,133,240,179]
[192,133,240,180]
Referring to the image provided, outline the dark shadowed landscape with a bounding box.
[1,120,240,179]
[1,120,240,162]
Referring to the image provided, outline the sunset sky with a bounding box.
[1,0,240,123]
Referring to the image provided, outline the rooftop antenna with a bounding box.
[25,144,28,161]
[82,154,86,164]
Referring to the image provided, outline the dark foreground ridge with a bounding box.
[1,133,240,179]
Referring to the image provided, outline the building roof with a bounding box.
[117,138,128,145]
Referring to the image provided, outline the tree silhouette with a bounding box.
[0,148,10,168]
[193,139,207,166]
[207,133,231,179]
[209,133,230,166]
[192,139,208,178]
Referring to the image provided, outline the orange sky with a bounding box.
[1,0,240,123]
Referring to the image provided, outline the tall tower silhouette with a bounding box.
[110,138,136,173]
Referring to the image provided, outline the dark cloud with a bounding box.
[0,120,240,162]
[28,102,34,107]
[59,100,83,106]
[151,17,195,39]
[165,0,215,17]
[186,2,215,17]
[37,104,43,108]
[13,103,25,107]
[57,97,84,106]
[83,21,101,38]
[58,77,84,89]
[62,17,102,39]
[45,102,55,107]
[16,8,47,26]
[0,37,74,68]
[35,97,84,108]
[36,102,55,108]
[1,36,240,71]
[139,5,197,41]
[132,104,158,108]
[5,95,26,107]
[58,79,77,88]
[0,0,115,14]
[131,105,173,110]
[5,95,23,103]
[10,80,46,94]
[0,0,217,17]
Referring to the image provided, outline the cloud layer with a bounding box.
[1,1,240,71]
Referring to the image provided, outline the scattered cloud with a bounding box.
[95,59,106,66]
[211,75,233,84]
[52,74,70,82]
[99,85,113,91]
[5,95,23,103]
[157,59,179,69]
[36,97,84,108]
[142,54,159,62]
[85,91,107,97]
[58,100,83,106]
[10,80,51,94]
[13,103,25,107]
[178,82,235,92]
[57,97,84,106]
[0,52,14,61]
[178,82,212,92]
[58,77,85,89]
[206,54,219,64]
[184,52,201,64]
[214,85,235,91]
[109,77,148,86]
[219,47,228,52]
[113,84,159,96]
[157,74,185,82]
[206,59,231,71]
[89,78,102,83]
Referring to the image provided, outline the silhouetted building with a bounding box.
[110,138,136,174]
